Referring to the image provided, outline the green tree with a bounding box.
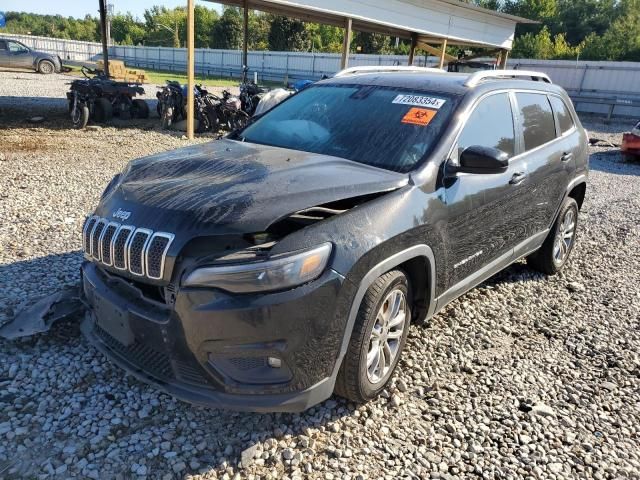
[144,6,185,47]
[268,15,309,51]
[211,7,243,49]
[353,32,393,54]
[248,11,270,50]
[512,26,578,58]
[503,0,558,35]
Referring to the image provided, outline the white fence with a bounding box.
[5,32,640,117]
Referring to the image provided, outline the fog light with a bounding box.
[268,357,282,368]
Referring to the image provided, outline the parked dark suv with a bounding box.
[0,38,62,74]
[80,68,588,412]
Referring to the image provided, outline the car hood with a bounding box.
[96,139,408,235]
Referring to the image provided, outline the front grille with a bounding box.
[91,220,106,259]
[113,226,134,270]
[96,324,174,380]
[83,217,97,253]
[82,216,174,281]
[100,223,118,266]
[128,230,151,276]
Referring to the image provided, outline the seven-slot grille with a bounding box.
[82,215,174,280]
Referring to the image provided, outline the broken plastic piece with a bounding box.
[0,288,84,340]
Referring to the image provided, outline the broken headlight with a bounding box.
[183,243,332,293]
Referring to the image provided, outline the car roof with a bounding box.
[320,71,561,97]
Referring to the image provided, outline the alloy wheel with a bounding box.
[553,208,576,265]
[366,288,407,384]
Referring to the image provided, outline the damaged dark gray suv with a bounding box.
[81,68,588,412]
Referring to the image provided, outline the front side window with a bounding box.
[516,93,556,151]
[7,41,28,53]
[0,41,7,51]
[457,93,515,158]
[549,96,575,134]
[237,84,460,173]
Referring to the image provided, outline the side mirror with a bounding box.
[457,145,509,174]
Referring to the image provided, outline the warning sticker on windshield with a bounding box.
[393,94,446,109]
[402,108,437,126]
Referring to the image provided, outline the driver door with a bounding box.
[7,41,33,69]
[443,91,531,288]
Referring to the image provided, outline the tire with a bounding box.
[161,106,174,129]
[130,99,150,119]
[335,270,412,403]
[71,104,90,129]
[38,60,55,75]
[527,197,579,275]
[93,98,113,123]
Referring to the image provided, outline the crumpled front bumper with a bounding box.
[80,261,347,412]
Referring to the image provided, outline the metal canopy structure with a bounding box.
[207,0,534,49]
[98,0,534,139]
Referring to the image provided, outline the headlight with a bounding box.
[183,243,332,293]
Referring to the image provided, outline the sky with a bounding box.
[1,0,222,19]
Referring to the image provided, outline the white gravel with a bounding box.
[1,71,640,479]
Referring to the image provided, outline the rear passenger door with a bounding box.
[512,92,574,242]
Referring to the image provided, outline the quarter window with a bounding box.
[458,93,515,158]
[549,96,575,134]
[515,93,556,151]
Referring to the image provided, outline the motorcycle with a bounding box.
[239,66,271,116]
[156,80,185,129]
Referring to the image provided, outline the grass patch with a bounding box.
[65,65,282,88]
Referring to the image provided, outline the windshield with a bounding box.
[237,84,459,173]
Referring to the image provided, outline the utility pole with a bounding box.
[106,3,114,46]
[98,0,110,77]
[186,0,195,140]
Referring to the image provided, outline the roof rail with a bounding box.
[464,70,552,87]
[334,66,445,77]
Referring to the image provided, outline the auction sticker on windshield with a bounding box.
[392,94,446,109]
[402,108,437,126]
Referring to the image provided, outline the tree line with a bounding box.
[3,0,639,61]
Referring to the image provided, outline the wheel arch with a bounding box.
[568,181,587,210]
[331,245,436,378]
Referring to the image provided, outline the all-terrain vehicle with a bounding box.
[67,66,149,129]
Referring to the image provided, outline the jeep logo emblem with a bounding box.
[112,208,131,221]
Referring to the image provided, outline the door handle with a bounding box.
[510,172,527,185]
[561,152,574,162]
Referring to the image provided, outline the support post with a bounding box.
[438,39,448,69]
[98,0,110,77]
[408,33,418,66]
[243,0,249,70]
[186,0,195,140]
[341,18,352,70]
[499,49,509,69]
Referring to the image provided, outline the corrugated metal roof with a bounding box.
[204,0,534,49]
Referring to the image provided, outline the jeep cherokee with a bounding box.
[80,68,588,412]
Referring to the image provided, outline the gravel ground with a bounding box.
[1,71,640,480]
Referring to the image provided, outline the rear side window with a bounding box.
[0,41,6,50]
[458,93,515,157]
[549,96,575,134]
[515,93,556,151]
